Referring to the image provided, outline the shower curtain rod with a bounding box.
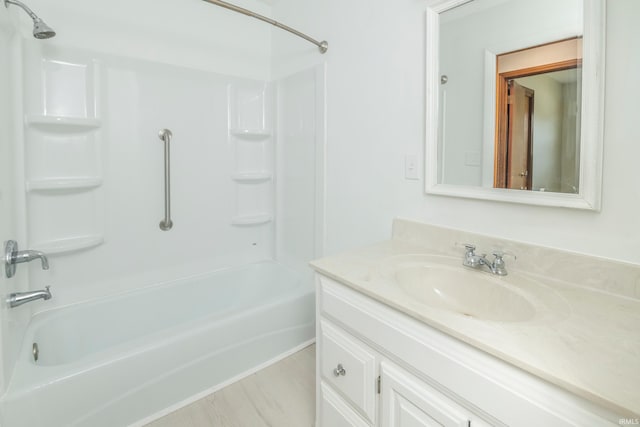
[201,0,328,54]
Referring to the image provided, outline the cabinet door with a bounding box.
[380,361,474,427]
[320,382,372,427]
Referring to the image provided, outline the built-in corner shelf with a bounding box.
[231,172,272,183]
[229,129,271,141]
[26,115,102,132]
[26,177,103,192]
[231,214,272,226]
[32,235,104,254]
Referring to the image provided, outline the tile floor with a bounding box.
[146,344,316,427]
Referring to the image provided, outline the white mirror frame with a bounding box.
[425,0,606,210]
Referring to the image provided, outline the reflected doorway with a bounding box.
[494,38,582,193]
[504,80,534,190]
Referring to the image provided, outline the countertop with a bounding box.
[311,237,640,418]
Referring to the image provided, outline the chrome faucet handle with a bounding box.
[490,251,515,276]
[491,250,516,261]
[4,240,49,278]
[4,240,18,278]
[14,250,49,270]
[463,244,476,254]
[461,244,484,268]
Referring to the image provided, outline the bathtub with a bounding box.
[0,261,315,427]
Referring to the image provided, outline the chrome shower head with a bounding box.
[4,0,56,39]
[32,18,55,39]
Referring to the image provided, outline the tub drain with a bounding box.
[32,342,39,362]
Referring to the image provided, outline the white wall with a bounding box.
[560,80,582,193]
[516,74,564,192]
[272,0,640,265]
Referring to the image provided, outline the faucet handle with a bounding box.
[4,240,49,279]
[462,243,476,254]
[491,251,516,276]
[492,250,516,261]
[461,244,484,268]
[4,240,19,278]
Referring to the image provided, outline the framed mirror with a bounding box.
[425,0,605,210]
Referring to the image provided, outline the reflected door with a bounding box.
[506,80,534,190]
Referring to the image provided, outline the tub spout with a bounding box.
[8,286,51,308]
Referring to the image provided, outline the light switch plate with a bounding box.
[405,155,419,180]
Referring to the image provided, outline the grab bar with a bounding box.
[158,129,173,231]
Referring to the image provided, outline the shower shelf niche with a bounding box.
[231,172,272,183]
[26,177,103,192]
[229,129,271,140]
[32,235,104,254]
[231,214,272,226]
[26,115,102,132]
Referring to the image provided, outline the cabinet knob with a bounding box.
[333,363,346,377]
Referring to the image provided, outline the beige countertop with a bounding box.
[311,225,640,419]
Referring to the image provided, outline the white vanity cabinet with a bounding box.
[320,319,377,423]
[315,274,619,427]
[380,361,490,427]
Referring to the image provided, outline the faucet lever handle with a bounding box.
[492,250,516,261]
[462,244,476,254]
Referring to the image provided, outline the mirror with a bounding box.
[425,0,605,210]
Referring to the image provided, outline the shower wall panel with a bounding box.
[0,21,29,396]
[22,44,275,309]
[275,66,325,275]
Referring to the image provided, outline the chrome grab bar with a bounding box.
[158,129,173,231]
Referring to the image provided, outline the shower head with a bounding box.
[4,0,56,39]
[32,17,55,39]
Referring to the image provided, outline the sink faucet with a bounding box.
[462,244,514,276]
[7,286,52,308]
[4,240,49,278]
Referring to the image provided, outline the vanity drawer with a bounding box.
[320,319,377,423]
[320,382,371,427]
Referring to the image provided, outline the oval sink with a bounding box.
[394,264,536,322]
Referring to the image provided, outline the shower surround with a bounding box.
[0,2,324,424]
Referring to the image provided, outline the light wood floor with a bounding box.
[146,344,316,427]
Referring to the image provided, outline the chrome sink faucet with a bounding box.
[7,286,52,308]
[462,244,515,276]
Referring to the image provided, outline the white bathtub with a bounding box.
[0,261,315,427]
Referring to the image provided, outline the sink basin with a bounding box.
[376,255,539,322]
[395,264,536,322]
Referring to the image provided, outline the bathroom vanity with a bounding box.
[310,219,640,426]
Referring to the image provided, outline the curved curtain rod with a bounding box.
[201,0,328,54]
